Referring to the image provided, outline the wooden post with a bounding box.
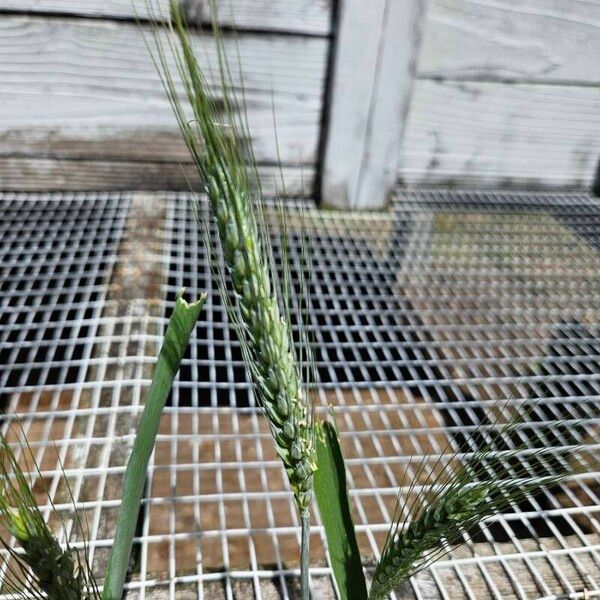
[319,0,425,210]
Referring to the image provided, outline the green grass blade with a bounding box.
[314,419,367,600]
[102,289,206,600]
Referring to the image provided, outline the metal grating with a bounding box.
[0,192,130,394]
[1,190,600,599]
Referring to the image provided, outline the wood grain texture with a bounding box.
[0,158,313,196]
[418,0,600,84]
[0,16,326,194]
[399,80,600,187]
[320,0,424,209]
[1,0,332,35]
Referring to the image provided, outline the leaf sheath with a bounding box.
[102,289,205,600]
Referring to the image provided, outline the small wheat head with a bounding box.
[0,435,99,599]
[369,401,592,599]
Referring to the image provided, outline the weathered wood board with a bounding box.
[0,16,327,194]
[399,80,600,187]
[0,158,314,196]
[394,0,600,190]
[2,0,331,35]
[418,0,600,84]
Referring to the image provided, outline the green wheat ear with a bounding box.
[369,404,593,599]
[0,433,100,600]
[148,0,317,516]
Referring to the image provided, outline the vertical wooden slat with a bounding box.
[319,0,425,210]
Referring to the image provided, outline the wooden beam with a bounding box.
[1,0,331,36]
[319,0,425,210]
[0,158,313,197]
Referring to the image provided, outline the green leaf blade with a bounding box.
[314,419,368,600]
[102,289,206,600]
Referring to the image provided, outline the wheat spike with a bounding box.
[0,436,99,600]
[148,0,316,515]
[369,403,592,599]
[207,167,316,511]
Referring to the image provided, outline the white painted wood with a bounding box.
[394,0,600,189]
[418,0,600,84]
[0,158,312,196]
[399,80,600,188]
[0,17,327,193]
[2,0,331,35]
[320,0,425,209]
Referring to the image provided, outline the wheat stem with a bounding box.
[102,289,205,599]
[301,513,310,600]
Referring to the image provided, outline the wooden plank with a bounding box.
[0,16,326,192]
[418,0,600,84]
[2,1,331,36]
[0,158,313,196]
[399,80,600,187]
[320,0,425,209]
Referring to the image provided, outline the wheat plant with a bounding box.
[146,1,317,596]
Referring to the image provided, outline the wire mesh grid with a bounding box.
[1,189,599,599]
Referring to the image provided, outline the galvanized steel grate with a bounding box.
[1,190,599,599]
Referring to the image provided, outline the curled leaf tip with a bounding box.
[175,287,207,310]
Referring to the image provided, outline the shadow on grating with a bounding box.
[163,194,600,547]
[163,203,425,409]
[0,193,129,404]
